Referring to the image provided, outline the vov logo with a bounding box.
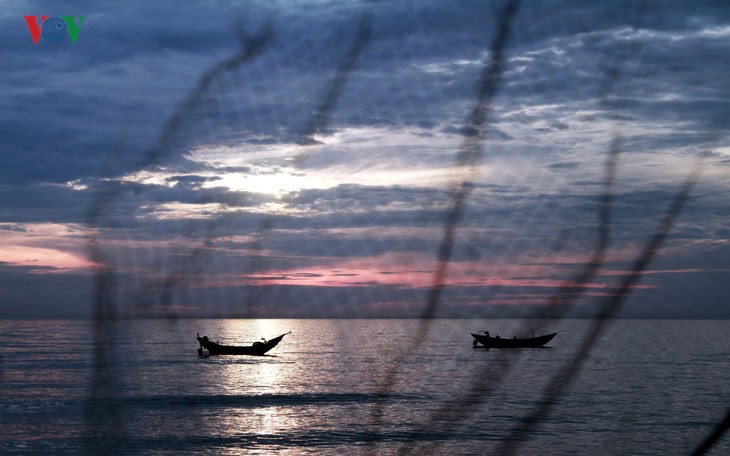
[24,16,85,44]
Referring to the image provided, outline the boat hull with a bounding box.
[197,332,288,356]
[471,332,556,348]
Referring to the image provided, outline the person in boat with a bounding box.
[198,335,209,356]
[253,337,266,347]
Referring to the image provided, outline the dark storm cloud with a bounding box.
[0,224,29,233]
[441,124,513,140]
[0,178,274,227]
[87,180,272,214]
[3,0,727,189]
[2,1,243,69]
[283,184,448,211]
[273,181,730,261]
[0,184,89,224]
[107,179,725,268]
[1,1,274,185]
[548,161,581,170]
[166,175,222,188]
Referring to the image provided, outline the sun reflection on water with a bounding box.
[196,320,315,451]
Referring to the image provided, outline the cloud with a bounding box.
[0,222,99,273]
[1,1,729,317]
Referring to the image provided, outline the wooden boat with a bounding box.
[197,331,290,356]
[471,331,556,348]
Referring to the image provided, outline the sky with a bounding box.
[0,0,729,318]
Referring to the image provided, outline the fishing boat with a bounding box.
[471,330,556,348]
[197,331,290,356]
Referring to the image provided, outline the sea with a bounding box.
[0,319,728,455]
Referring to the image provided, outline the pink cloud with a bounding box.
[0,224,102,273]
[211,251,652,291]
[0,244,101,273]
[597,268,706,276]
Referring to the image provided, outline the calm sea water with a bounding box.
[0,319,728,455]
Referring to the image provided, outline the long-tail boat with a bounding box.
[471,330,556,348]
[197,331,290,356]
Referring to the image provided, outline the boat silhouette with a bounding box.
[471,331,556,348]
[197,331,290,356]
